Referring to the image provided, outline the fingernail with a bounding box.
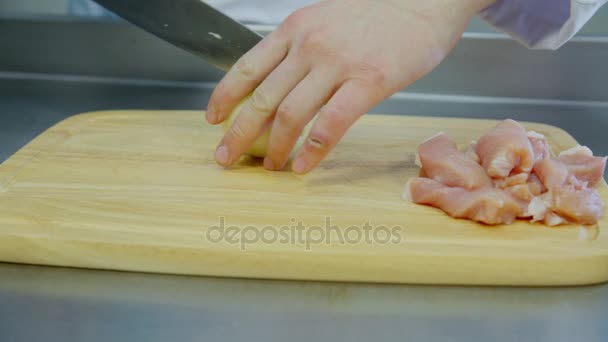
[207,103,220,123]
[206,108,218,123]
[215,145,229,165]
[292,158,307,174]
[263,157,275,171]
[206,112,217,124]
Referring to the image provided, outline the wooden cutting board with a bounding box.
[1,111,607,286]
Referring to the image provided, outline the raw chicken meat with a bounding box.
[476,119,535,178]
[527,131,551,162]
[464,141,480,164]
[533,157,569,190]
[558,146,607,186]
[526,192,555,223]
[405,119,606,226]
[525,187,603,225]
[496,172,545,204]
[504,183,536,204]
[416,133,492,190]
[404,177,523,225]
[553,186,603,225]
[527,173,546,195]
[494,173,528,189]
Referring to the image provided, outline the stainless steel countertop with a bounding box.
[1,17,608,342]
[2,262,608,342]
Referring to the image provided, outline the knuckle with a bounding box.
[250,87,275,114]
[308,128,332,151]
[322,103,346,122]
[321,53,347,72]
[266,30,287,48]
[369,68,388,87]
[228,119,247,140]
[284,8,308,27]
[275,104,299,128]
[234,54,256,79]
[299,30,327,53]
[348,62,389,90]
[362,65,388,88]
[324,111,349,130]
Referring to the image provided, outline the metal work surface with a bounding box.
[1,263,607,342]
[1,16,608,342]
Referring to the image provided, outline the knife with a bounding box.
[92,0,263,71]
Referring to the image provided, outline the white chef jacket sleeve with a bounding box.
[479,0,608,50]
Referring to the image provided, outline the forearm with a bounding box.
[389,0,498,54]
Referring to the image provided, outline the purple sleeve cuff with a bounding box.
[479,0,607,49]
[480,0,570,47]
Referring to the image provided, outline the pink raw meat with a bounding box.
[476,119,535,178]
[527,130,551,162]
[559,146,607,187]
[405,119,606,227]
[533,157,569,190]
[416,133,492,190]
[404,177,523,225]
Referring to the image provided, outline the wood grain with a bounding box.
[0,111,607,286]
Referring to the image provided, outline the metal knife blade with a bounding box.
[93,0,263,71]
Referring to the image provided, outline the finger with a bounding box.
[291,80,382,174]
[206,30,289,124]
[216,56,309,166]
[263,68,340,171]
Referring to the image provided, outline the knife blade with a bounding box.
[93,0,263,71]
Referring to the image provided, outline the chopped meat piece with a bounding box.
[553,186,603,225]
[526,186,604,226]
[533,157,569,190]
[505,183,535,203]
[558,146,607,186]
[505,174,549,217]
[544,212,567,226]
[525,187,603,226]
[404,177,523,225]
[405,119,605,227]
[476,119,535,178]
[526,192,553,222]
[464,141,480,164]
[567,174,588,190]
[527,130,551,162]
[494,173,529,189]
[416,133,492,190]
[403,177,444,201]
[499,173,544,204]
[527,173,545,196]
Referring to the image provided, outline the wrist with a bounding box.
[439,0,499,22]
[465,0,499,14]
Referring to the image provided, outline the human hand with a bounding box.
[206,0,495,173]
